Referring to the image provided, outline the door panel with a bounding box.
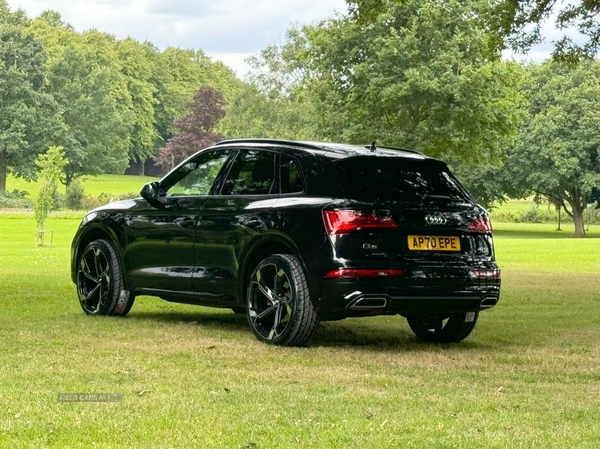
[125,198,206,293]
[193,149,279,300]
[125,149,234,295]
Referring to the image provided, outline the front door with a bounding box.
[125,149,233,295]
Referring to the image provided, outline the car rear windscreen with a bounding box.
[333,156,469,202]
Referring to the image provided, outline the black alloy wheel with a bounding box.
[77,239,134,316]
[247,254,318,346]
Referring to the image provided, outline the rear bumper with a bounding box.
[315,263,501,320]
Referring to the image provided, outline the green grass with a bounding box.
[1,216,599,448]
[6,173,158,199]
[492,199,538,214]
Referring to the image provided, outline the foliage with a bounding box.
[115,38,160,163]
[154,87,227,172]
[451,162,509,210]
[492,203,558,224]
[250,1,523,162]
[219,84,318,140]
[0,21,64,192]
[488,0,600,62]
[502,61,600,237]
[65,178,85,210]
[33,146,67,241]
[0,189,31,208]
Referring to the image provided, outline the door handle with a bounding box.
[176,217,196,228]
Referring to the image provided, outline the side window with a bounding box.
[165,150,231,197]
[280,155,304,194]
[221,150,276,195]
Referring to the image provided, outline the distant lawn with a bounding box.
[493,223,600,273]
[492,198,538,213]
[1,217,599,447]
[6,173,158,199]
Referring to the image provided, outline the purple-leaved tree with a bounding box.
[154,86,226,172]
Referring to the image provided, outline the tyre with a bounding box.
[76,239,135,317]
[247,254,318,346]
[407,312,479,343]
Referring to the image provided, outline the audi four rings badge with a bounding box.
[425,214,447,225]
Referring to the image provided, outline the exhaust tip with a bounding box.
[480,297,498,308]
[348,296,388,309]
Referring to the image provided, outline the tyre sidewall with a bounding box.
[246,255,300,345]
[77,239,124,316]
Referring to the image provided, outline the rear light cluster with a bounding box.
[326,269,403,278]
[468,269,501,280]
[322,209,397,235]
[469,217,492,232]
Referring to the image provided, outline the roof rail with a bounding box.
[215,138,325,152]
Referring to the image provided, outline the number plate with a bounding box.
[408,235,461,251]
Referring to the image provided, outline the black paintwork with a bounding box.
[71,139,500,320]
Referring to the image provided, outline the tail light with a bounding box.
[326,269,403,278]
[322,209,397,235]
[468,269,501,279]
[469,217,492,232]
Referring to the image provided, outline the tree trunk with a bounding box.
[557,207,561,231]
[0,151,7,192]
[572,204,586,238]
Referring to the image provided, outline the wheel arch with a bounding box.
[71,224,126,285]
[238,235,308,301]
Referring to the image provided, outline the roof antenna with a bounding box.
[367,140,376,152]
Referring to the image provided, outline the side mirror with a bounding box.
[140,182,162,208]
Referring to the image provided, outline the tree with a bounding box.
[218,84,318,140]
[28,19,134,187]
[115,38,159,165]
[251,1,523,162]
[154,87,226,172]
[502,61,600,237]
[488,0,600,62]
[34,146,67,245]
[0,22,64,191]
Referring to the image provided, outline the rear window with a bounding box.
[333,157,469,202]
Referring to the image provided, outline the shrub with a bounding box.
[0,189,32,208]
[66,179,85,210]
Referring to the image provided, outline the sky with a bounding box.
[6,0,348,76]
[6,0,569,77]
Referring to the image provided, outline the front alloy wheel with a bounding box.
[247,254,318,346]
[76,239,134,316]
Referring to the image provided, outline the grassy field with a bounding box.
[1,213,599,448]
[5,174,158,199]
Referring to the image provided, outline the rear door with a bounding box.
[193,149,279,299]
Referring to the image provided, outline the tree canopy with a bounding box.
[154,87,226,172]
[0,21,64,191]
[502,61,600,237]
[248,0,523,163]
[489,0,600,62]
[0,1,246,190]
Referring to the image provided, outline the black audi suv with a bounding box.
[71,139,500,346]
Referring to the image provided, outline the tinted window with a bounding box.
[280,155,304,194]
[334,157,468,202]
[221,150,276,195]
[164,150,231,197]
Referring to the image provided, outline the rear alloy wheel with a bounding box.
[76,239,135,317]
[407,312,479,343]
[247,254,318,346]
